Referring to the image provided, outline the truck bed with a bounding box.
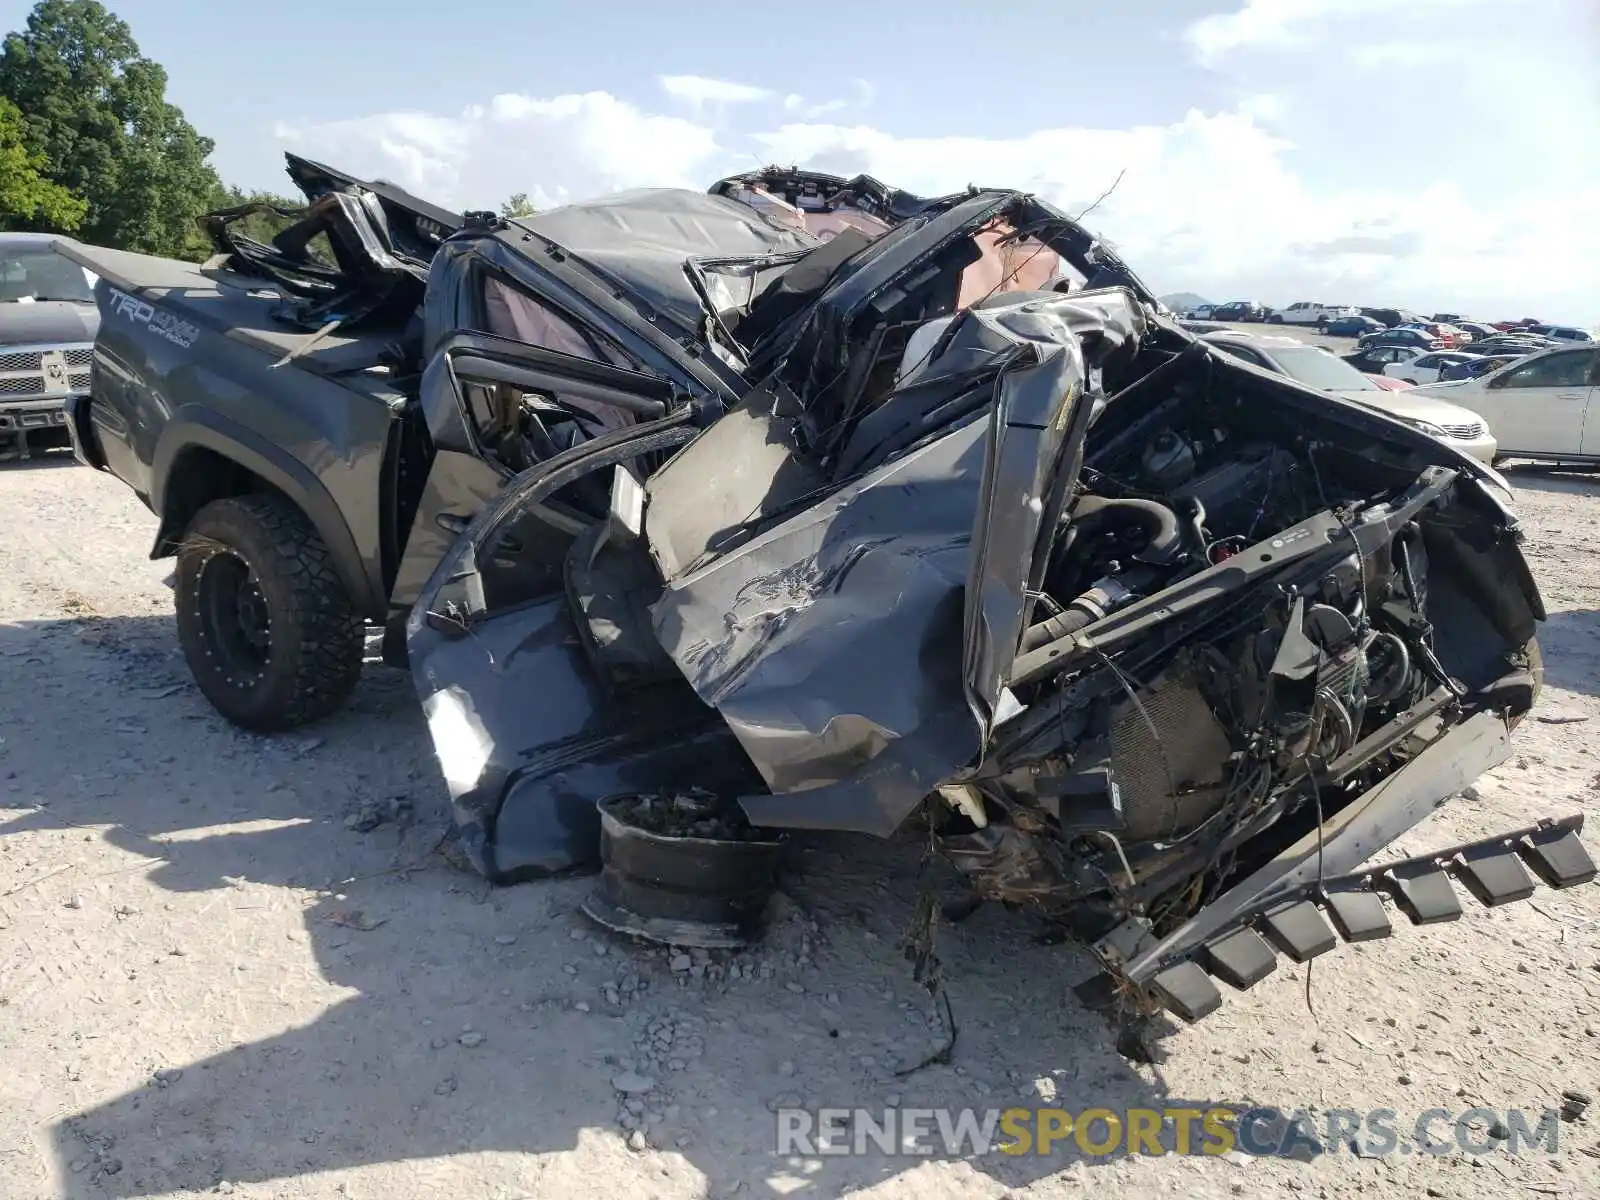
[53,241,411,406]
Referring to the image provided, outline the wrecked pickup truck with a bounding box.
[60,159,1594,1025]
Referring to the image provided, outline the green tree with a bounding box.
[0,0,222,256]
[501,192,537,219]
[0,95,85,229]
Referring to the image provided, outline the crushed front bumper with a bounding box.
[1088,710,1598,1022]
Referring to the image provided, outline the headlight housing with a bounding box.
[1401,418,1449,438]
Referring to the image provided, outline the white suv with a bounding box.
[1271,301,1360,327]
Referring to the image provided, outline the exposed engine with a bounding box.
[942,367,1532,939]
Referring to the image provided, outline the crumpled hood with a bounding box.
[0,300,98,346]
[644,289,1146,834]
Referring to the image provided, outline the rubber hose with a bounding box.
[1064,496,1183,564]
[1020,602,1098,653]
[1365,630,1412,704]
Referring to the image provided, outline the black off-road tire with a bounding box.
[174,494,365,731]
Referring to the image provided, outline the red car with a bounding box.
[1369,375,1412,391]
[1403,321,1471,347]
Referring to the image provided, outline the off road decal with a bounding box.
[107,286,200,349]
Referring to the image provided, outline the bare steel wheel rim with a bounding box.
[194,549,272,687]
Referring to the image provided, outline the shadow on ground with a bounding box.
[0,446,80,470]
[0,612,1203,1199]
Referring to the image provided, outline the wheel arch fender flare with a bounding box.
[149,410,384,620]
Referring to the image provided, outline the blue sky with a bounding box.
[4,0,1596,322]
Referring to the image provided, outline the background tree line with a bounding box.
[1,0,532,263]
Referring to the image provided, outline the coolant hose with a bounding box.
[1019,566,1164,652]
[1022,499,1183,652]
[1065,496,1184,564]
[1020,597,1099,652]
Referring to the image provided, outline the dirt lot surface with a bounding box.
[2,455,1598,1200]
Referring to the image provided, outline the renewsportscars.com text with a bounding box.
[774,1104,1564,1159]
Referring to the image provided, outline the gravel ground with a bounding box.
[1,454,1597,1200]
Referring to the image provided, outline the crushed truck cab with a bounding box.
[61,158,1594,1029]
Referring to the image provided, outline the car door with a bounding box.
[1387,351,1427,382]
[1418,354,1449,383]
[1352,347,1388,373]
[1374,346,1413,374]
[1463,348,1597,456]
[390,269,682,621]
[1579,352,1600,458]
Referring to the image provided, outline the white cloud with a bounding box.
[782,80,876,119]
[274,91,722,210]
[271,74,1597,325]
[1185,0,1341,64]
[657,75,774,109]
[1184,0,1485,65]
[783,92,845,118]
[1234,92,1286,123]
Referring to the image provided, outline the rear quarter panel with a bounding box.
[90,276,403,617]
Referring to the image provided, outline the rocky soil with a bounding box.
[1,456,1596,1200]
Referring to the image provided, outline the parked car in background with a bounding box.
[1454,321,1498,341]
[1383,350,1483,386]
[1346,342,1428,374]
[1431,313,1465,325]
[1418,344,1600,463]
[1,232,100,460]
[1324,313,1385,337]
[1527,324,1594,343]
[1183,304,1216,320]
[1440,354,1522,382]
[1475,332,1553,349]
[1270,301,1360,327]
[1211,300,1269,322]
[1361,307,1424,328]
[1399,321,1470,347]
[1203,331,1496,462]
[1359,328,1445,351]
[1472,339,1553,359]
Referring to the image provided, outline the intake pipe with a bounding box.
[1054,496,1184,567]
[1021,578,1133,652]
[1022,498,1183,652]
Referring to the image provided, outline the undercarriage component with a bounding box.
[1098,809,1595,1024]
